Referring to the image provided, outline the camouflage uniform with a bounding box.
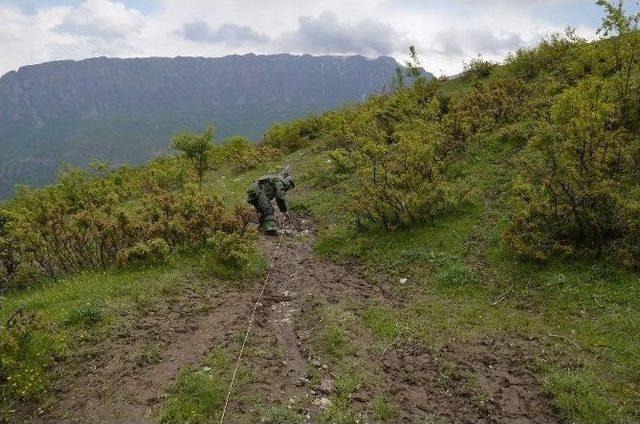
[246,175,294,234]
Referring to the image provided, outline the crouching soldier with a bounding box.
[246,170,295,234]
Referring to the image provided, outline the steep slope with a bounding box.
[0,54,421,197]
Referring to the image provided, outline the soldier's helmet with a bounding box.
[282,176,295,190]
[280,165,294,190]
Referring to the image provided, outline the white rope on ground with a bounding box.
[219,241,280,424]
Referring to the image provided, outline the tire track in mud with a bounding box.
[29,213,560,423]
[228,214,561,423]
[33,287,257,423]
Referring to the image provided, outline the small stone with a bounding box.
[282,290,295,300]
[318,378,335,395]
[311,359,322,368]
[321,364,328,370]
[295,377,309,387]
[313,396,332,409]
[399,278,408,284]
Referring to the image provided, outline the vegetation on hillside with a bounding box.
[0,1,638,422]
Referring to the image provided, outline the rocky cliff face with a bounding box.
[0,54,415,198]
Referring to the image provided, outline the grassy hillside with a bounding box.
[1,4,639,423]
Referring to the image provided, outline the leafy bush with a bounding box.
[505,28,591,84]
[463,56,497,79]
[214,136,278,173]
[262,116,324,152]
[321,80,460,230]
[202,231,265,280]
[448,77,534,137]
[0,162,250,284]
[118,238,170,266]
[347,117,456,230]
[506,77,640,263]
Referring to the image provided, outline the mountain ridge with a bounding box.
[0,53,426,198]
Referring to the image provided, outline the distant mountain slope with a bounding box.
[0,54,425,198]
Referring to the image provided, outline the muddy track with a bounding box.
[33,286,256,423]
[28,213,560,423]
[225,214,560,423]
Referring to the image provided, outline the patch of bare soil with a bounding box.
[27,212,560,423]
[29,284,256,424]
[379,337,558,423]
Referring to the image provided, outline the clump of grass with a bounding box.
[361,302,398,341]
[137,342,161,365]
[158,348,248,424]
[63,303,104,327]
[371,395,397,422]
[259,405,304,423]
[316,305,357,360]
[0,312,61,421]
[319,323,351,359]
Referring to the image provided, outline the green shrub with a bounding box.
[345,112,457,230]
[505,28,590,84]
[0,311,59,420]
[201,231,264,280]
[262,116,323,152]
[463,56,497,79]
[0,156,248,285]
[118,238,170,266]
[506,77,640,263]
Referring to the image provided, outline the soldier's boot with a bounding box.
[263,215,279,235]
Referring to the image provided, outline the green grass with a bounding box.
[63,303,105,327]
[371,395,398,422]
[293,129,640,423]
[158,348,248,424]
[258,406,304,424]
[0,244,264,419]
[315,305,357,361]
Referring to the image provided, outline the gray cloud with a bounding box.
[432,27,524,57]
[279,12,407,56]
[176,21,269,45]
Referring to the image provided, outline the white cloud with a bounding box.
[53,0,145,38]
[0,0,603,76]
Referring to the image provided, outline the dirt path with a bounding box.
[223,214,560,423]
[31,213,560,423]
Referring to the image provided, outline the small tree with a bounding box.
[171,126,215,187]
[0,210,24,292]
[597,0,640,128]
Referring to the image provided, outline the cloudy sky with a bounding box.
[0,0,627,76]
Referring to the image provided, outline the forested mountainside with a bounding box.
[0,54,424,198]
